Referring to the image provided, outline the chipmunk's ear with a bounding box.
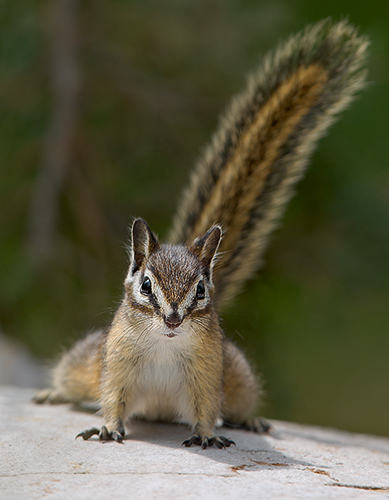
[190,225,222,280]
[130,218,160,275]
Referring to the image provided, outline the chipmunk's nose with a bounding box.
[164,312,183,329]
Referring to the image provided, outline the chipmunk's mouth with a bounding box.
[165,331,177,338]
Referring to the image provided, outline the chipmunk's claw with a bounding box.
[76,426,125,443]
[207,436,235,449]
[76,427,100,440]
[182,435,202,447]
[182,434,235,449]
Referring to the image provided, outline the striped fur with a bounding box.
[34,21,369,447]
[168,19,368,305]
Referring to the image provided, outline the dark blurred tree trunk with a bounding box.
[27,0,81,263]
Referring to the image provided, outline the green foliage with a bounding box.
[1,0,388,435]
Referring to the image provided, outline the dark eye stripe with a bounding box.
[148,292,161,313]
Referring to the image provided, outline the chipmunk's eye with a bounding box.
[196,281,205,300]
[141,276,152,295]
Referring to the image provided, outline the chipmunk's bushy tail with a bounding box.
[168,19,369,305]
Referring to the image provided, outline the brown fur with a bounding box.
[222,340,260,423]
[34,20,368,447]
[34,331,104,404]
[168,19,368,304]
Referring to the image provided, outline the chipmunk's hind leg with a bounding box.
[223,417,271,433]
[33,388,72,405]
[33,330,104,406]
[221,340,269,433]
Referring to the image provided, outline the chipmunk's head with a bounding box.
[124,218,221,338]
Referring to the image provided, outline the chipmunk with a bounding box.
[34,20,368,449]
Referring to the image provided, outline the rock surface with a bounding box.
[1,385,388,499]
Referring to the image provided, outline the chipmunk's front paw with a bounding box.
[182,434,235,449]
[76,425,125,443]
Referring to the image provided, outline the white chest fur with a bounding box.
[124,326,196,427]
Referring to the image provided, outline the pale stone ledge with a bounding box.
[1,385,388,499]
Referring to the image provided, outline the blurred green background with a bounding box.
[1,0,388,436]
